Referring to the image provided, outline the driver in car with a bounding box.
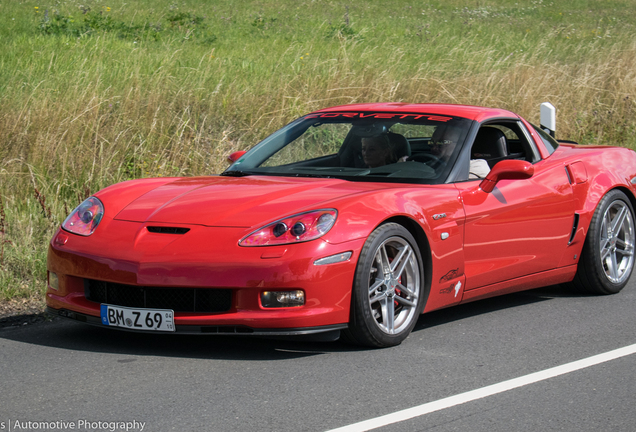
[429,125,490,179]
[361,134,397,168]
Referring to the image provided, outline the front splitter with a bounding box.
[46,307,347,341]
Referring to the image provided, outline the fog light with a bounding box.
[261,290,305,308]
[48,271,59,290]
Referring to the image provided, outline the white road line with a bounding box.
[326,343,636,432]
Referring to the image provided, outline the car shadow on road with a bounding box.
[412,283,582,333]
[0,284,584,360]
[0,316,352,360]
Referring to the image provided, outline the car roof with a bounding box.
[314,103,519,123]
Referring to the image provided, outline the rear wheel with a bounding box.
[345,223,426,347]
[571,190,635,294]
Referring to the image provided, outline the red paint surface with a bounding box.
[47,103,636,332]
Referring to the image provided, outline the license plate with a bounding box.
[100,304,175,332]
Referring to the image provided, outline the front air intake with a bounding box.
[84,280,232,313]
[146,226,190,234]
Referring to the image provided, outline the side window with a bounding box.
[459,121,542,181]
[468,125,509,180]
[488,124,519,140]
[532,124,559,155]
[472,122,536,164]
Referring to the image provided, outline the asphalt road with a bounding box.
[1,281,635,432]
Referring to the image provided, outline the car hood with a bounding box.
[113,176,389,227]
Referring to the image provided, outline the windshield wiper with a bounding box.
[220,170,252,177]
[291,172,333,178]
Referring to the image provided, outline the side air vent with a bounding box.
[147,226,190,234]
[568,213,580,245]
[564,166,573,184]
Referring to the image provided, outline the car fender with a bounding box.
[555,147,636,269]
[322,184,467,312]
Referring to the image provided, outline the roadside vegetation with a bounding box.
[1,0,636,304]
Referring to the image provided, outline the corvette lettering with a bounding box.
[305,112,453,121]
[439,281,462,297]
[439,268,460,283]
[439,285,453,295]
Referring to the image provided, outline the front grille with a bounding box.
[84,279,232,313]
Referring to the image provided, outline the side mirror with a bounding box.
[479,160,534,193]
[227,150,247,164]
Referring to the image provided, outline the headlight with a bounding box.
[61,197,104,236]
[239,209,337,246]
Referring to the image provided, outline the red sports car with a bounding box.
[46,103,636,347]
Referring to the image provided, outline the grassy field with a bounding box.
[1,0,636,304]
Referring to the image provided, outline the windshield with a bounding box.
[223,111,473,184]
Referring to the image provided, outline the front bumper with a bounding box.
[46,221,364,332]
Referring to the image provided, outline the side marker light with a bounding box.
[314,252,353,266]
[48,272,59,290]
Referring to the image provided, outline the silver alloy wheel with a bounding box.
[367,236,420,335]
[600,200,635,284]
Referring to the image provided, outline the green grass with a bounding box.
[2,0,636,302]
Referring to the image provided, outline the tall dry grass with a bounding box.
[2,0,636,302]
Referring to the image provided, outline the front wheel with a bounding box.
[344,223,426,348]
[571,189,636,294]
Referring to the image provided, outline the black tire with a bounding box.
[571,189,636,294]
[344,223,427,348]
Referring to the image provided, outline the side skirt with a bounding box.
[460,265,578,304]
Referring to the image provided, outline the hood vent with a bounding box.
[147,226,190,235]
